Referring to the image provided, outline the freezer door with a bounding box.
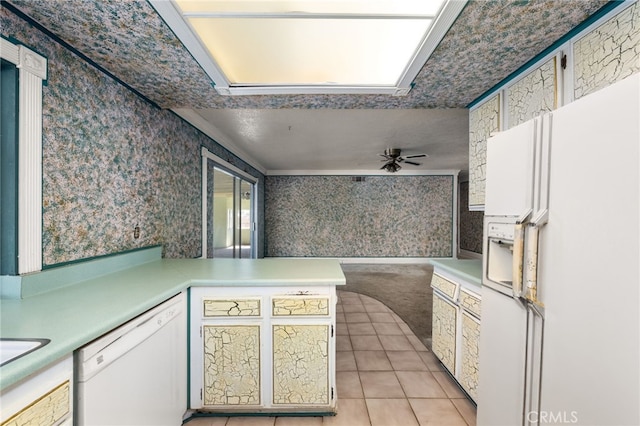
[484,119,538,217]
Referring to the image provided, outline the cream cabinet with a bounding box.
[431,291,458,374]
[189,286,336,414]
[468,94,500,210]
[459,293,481,400]
[431,268,481,402]
[468,1,639,210]
[0,356,73,426]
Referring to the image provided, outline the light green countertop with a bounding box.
[0,254,345,391]
[429,258,482,287]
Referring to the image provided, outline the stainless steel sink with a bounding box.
[0,338,50,366]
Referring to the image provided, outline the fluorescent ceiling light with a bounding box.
[151,0,467,96]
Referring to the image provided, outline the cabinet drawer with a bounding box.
[272,297,330,316]
[431,274,459,300]
[203,298,261,317]
[459,288,482,318]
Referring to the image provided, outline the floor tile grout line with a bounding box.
[338,290,474,426]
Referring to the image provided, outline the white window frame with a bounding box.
[201,147,259,259]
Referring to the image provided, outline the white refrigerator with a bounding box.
[477,73,639,426]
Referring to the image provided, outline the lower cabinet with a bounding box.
[202,324,262,406]
[190,286,336,414]
[0,356,73,426]
[431,292,458,374]
[459,310,481,400]
[431,271,481,402]
[272,324,330,405]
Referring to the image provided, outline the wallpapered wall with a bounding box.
[1,7,265,266]
[458,181,483,254]
[265,175,454,258]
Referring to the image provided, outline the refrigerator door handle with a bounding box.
[525,209,548,305]
[512,223,526,298]
[523,302,545,426]
[512,210,532,299]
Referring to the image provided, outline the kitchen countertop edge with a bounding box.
[0,258,345,391]
[429,258,482,287]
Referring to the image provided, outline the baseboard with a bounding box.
[338,257,435,264]
[457,250,482,260]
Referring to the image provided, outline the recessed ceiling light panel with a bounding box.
[150,0,467,96]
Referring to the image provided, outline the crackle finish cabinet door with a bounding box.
[468,94,500,210]
[191,287,336,413]
[459,311,481,401]
[202,324,261,406]
[197,295,263,408]
[272,324,330,405]
[0,356,73,426]
[431,292,458,374]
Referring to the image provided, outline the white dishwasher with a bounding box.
[75,292,187,426]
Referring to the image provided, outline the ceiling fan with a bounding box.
[379,148,427,173]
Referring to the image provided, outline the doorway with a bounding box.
[202,148,257,259]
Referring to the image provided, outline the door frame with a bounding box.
[201,147,258,259]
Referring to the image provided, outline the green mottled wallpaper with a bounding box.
[265,175,454,258]
[1,7,264,266]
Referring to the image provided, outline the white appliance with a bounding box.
[478,73,639,426]
[76,292,187,426]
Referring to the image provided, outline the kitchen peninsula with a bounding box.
[0,247,345,422]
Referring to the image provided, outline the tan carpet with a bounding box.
[340,263,434,347]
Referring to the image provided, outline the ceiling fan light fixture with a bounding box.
[382,162,402,173]
[379,148,426,172]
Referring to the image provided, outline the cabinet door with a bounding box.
[202,324,261,406]
[459,311,481,401]
[0,356,72,426]
[272,324,330,405]
[469,94,500,209]
[431,292,458,374]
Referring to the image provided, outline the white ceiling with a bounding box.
[176,108,469,175]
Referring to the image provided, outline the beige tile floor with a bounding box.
[186,290,476,426]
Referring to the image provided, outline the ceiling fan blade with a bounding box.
[405,154,427,159]
[404,161,421,166]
